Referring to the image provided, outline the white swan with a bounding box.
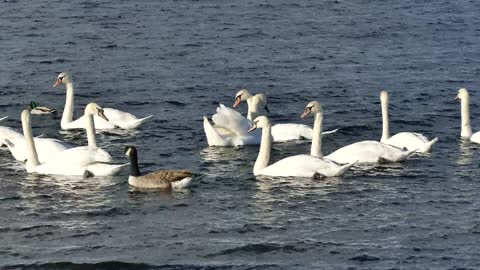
[233,89,338,141]
[52,102,117,165]
[456,88,480,143]
[248,115,354,178]
[4,135,72,163]
[379,90,438,153]
[1,119,72,161]
[203,104,261,146]
[325,140,416,165]
[20,108,127,176]
[54,72,152,130]
[124,146,193,189]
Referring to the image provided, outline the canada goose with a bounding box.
[124,146,193,189]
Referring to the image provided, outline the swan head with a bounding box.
[455,88,469,101]
[21,109,30,122]
[380,90,389,102]
[301,101,322,118]
[248,116,270,132]
[85,103,109,121]
[124,145,137,157]
[53,72,71,87]
[233,89,252,108]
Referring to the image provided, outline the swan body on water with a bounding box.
[233,89,338,142]
[249,114,354,178]
[54,72,152,130]
[379,90,438,153]
[19,104,127,176]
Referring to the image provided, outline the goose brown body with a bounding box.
[128,170,192,189]
[125,145,193,189]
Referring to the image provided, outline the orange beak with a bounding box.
[301,109,311,119]
[98,110,109,121]
[233,97,241,108]
[53,78,62,88]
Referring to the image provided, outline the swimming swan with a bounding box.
[456,88,480,143]
[203,104,261,146]
[248,115,354,178]
[124,145,193,189]
[234,89,338,141]
[379,90,438,153]
[20,109,126,176]
[54,72,152,130]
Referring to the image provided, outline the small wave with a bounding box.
[206,243,306,257]
[349,254,380,262]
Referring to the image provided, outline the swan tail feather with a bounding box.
[118,115,153,129]
[322,128,339,135]
[335,161,357,176]
[203,116,227,146]
[420,137,438,153]
[399,149,417,161]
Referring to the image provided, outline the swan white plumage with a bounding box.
[379,90,438,153]
[233,89,338,141]
[248,115,354,178]
[19,108,127,176]
[1,118,72,161]
[54,72,152,130]
[203,104,261,146]
[455,88,480,143]
[325,140,416,164]
[4,135,72,163]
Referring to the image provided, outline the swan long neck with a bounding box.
[61,82,75,127]
[380,96,390,142]
[461,96,473,138]
[22,112,40,169]
[254,125,272,175]
[310,112,323,157]
[86,114,97,149]
[129,151,141,177]
[246,97,257,121]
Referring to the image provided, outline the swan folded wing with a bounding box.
[272,123,313,141]
[102,108,152,129]
[48,146,112,166]
[327,141,396,164]
[63,115,117,130]
[261,154,341,178]
[211,104,251,136]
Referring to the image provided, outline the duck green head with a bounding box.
[28,101,37,110]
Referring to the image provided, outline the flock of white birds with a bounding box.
[0,75,476,187]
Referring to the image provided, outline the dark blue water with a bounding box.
[1,0,480,269]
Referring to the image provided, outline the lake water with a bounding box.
[1,0,480,269]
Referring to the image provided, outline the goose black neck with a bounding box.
[129,150,141,177]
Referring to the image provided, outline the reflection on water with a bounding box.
[456,140,476,166]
